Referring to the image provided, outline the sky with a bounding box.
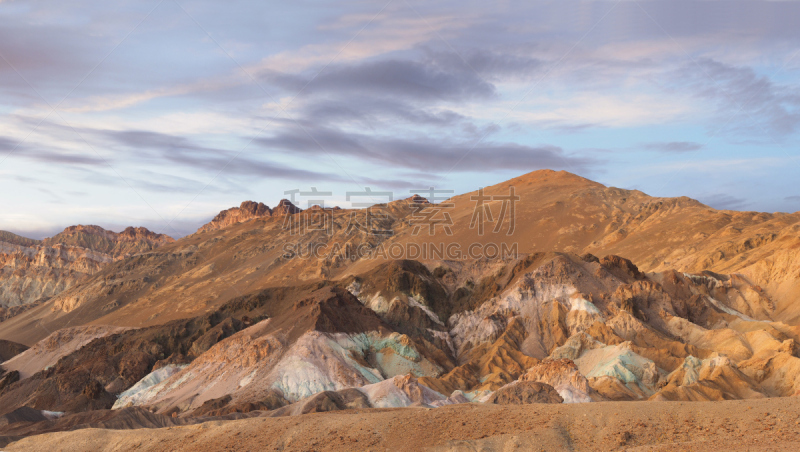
[0,0,799,239]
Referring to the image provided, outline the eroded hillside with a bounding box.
[1,170,799,446]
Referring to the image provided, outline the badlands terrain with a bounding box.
[1,169,800,450]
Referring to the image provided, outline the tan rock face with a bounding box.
[43,225,173,257]
[0,226,172,308]
[0,244,109,307]
[196,201,274,234]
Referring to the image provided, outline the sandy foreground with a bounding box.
[5,398,800,452]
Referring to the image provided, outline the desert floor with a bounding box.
[6,397,800,451]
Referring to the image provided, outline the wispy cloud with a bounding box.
[700,193,751,211]
[254,125,602,174]
[2,0,800,235]
[670,58,800,137]
[643,141,704,153]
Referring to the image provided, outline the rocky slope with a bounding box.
[0,198,417,345]
[0,282,449,416]
[2,326,128,379]
[2,251,798,420]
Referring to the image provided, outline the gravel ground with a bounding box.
[6,397,800,451]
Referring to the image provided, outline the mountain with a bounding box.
[6,169,796,343]
[0,198,416,344]
[42,225,173,257]
[1,169,800,444]
[0,225,174,309]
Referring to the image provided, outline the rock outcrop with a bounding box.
[486,381,564,404]
[197,199,303,234]
[519,358,601,403]
[272,199,301,216]
[2,326,128,379]
[0,340,27,363]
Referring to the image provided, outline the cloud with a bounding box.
[785,195,800,202]
[268,58,496,102]
[0,136,21,153]
[0,135,107,166]
[4,0,800,232]
[252,11,469,73]
[421,49,544,82]
[0,21,92,80]
[671,58,800,136]
[538,122,599,133]
[482,92,695,129]
[255,125,601,174]
[302,96,467,127]
[700,193,750,211]
[123,171,228,196]
[643,141,704,153]
[21,148,106,166]
[97,128,351,183]
[3,118,356,186]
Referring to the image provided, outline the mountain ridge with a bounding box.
[3,169,798,343]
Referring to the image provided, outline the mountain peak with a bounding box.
[117,227,174,244]
[198,201,273,234]
[408,194,431,204]
[56,224,114,237]
[273,199,301,215]
[198,199,302,234]
[511,169,604,187]
[238,201,272,216]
